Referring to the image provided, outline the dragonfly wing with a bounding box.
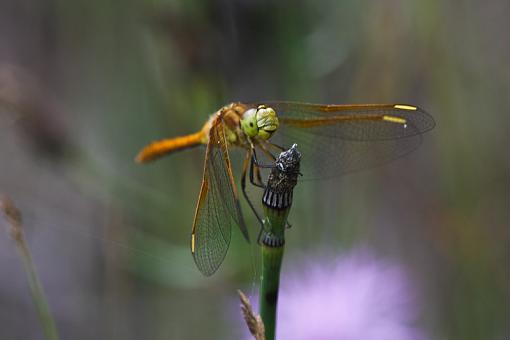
[269,102,435,140]
[191,117,248,276]
[264,102,435,179]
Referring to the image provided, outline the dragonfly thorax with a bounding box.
[240,105,279,140]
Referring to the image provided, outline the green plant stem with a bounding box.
[260,242,284,340]
[258,144,301,340]
[259,208,288,340]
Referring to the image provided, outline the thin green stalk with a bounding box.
[259,212,287,340]
[258,144,301,340]
[1,196,60,340]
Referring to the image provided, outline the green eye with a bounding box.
[241,106,279,140]
[241,108,259,137]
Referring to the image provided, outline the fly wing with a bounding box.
[261,102,435,179]
[191,116,248,276]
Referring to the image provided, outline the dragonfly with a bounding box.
[136,102,435,276]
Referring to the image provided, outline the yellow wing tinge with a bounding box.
[191,234,196,253]
[281,114,410,128]
[383,115,407,125]
[280,114,385,128]
[394,104,417,111]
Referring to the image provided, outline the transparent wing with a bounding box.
[191,117,248,276]
[258,102,435,179]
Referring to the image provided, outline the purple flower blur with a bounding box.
[240,249,425,340]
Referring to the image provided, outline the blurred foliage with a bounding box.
[1,0,509,339]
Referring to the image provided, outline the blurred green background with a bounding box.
[1,0,509,339]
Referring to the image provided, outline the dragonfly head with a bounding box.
[241,105,279,140]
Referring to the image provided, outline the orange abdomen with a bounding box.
[135,131,206,163]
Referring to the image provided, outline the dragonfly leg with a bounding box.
[249,146,275,244]
[251,147,275,169]
[241,150,264,225]
[250,145,291,242]
[258,142,293,231]
[257,142,277,162]
[265,141,286,152]
[247,151,269,244]
[249,152,265,189]
[253,163,263,187]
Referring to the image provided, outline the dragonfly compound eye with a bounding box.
[255,105,279,140]
[240,108,260,138]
